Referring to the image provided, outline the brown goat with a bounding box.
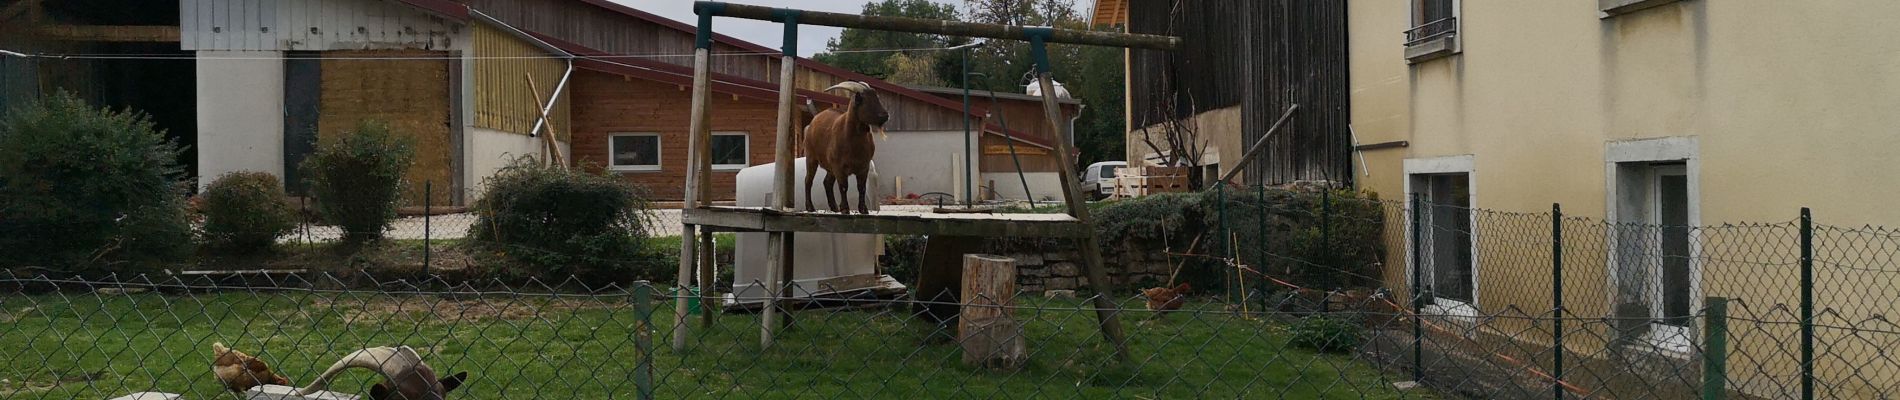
[803,81,888,214]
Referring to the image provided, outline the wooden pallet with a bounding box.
[1113,166,1189,198]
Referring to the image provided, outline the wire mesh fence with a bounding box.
[6,183,1900,399]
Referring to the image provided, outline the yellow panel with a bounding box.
[472,23,570,141]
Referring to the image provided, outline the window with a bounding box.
[1405,0,1460,63]
[1607,137,1699,355]
[1099,165,1119,179]
[710,132,750,171]
[609,133,660,171]
[1600,0,1681,18]
[1405,155,1477,318]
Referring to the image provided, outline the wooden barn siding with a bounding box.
[569,70,779,201]
[880,94,970,132]
[1128,0,1351,186]
[318,50,455,206]
[181,0,456,51]
[462,0,850,91]
[980,134,1060,173]
[472,23,570,139]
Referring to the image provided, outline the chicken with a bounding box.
[1143,283,1191,313]
[212,342,291,393]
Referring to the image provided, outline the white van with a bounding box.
[1080,161,1127,200]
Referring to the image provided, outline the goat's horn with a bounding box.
[824,81,870,94]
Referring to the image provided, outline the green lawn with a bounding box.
[0,288,1425,399]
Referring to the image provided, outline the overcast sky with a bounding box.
[616,0,1097,57]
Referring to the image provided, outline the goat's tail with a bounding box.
[297,346,423,395]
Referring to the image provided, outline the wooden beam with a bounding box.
[33,24,180,42]
[682,207,1091,238]
[698,2,1179,50]
[1355,140,1410,151]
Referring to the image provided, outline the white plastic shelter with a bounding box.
[728,158,902,306]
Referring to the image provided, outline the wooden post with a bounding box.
[674,7,718,351]
[769,11,801,334]
[524,74,568,168]
[761,231,783,349]
[1030,34,1129,361]
[961,254,1026,369]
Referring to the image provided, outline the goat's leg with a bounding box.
[803,162,820,212]
[854,173,870,215]
[823,175,840,213]
[839,175,856,213]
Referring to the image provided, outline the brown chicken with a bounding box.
[1143,283,1191,313]
[212,342,291,393]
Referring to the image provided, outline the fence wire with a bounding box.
[4,184,1900,399]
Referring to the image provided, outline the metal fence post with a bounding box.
[1409,192,1426,382]
[1256,184,1267,301]
[1218,182,1231,304]
[1799,207,1814,400]
[1551,203,1564,400]
[1703,297,1729,400]
[424,181,432,274]
[634,281,655,400]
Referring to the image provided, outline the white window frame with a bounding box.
[608,132,661,172]
[1403,155,1480,321]
[1605,136,1701,357]
[709,131,751,171]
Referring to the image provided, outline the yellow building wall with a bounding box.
[473,23,570,141]
[1352,1,1900,397]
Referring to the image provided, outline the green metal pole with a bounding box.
[1256,184,1267,303]
[1702,297,1729,400]
[1410,192,1426,383]
[1219,182,1231,305]
[1551,203,1565,400]
[1800,207,1814,400]
[961,46,972,206]
[634,282,655,400]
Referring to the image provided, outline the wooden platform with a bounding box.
[681,206,1089,238]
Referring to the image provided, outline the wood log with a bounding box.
[960,254,1026,369]
[960,254,1018,331]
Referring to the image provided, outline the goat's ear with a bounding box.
[369,383,391,400]
[441,372,468,393]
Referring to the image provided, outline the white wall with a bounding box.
[872,130,977,200]
[985,172,1065,202]
[181,0,457,51]
[195,50,285,188]
[463,126,562,197]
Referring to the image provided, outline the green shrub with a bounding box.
[1286,314,1364,354]
[300,120,414,243]
[0,93,192,273]
[199,171,296,253]
[472,158,657,284]
[880,234,929,286]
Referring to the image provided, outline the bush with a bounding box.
[1286,314,1364,354]
[198,171,296,253]
[472,158,656,284]
[0,93,192,273]
[300,120,414,243]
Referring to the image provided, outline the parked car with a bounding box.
[1080,161,1127,200]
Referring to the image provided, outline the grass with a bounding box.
[0,287,1425,399]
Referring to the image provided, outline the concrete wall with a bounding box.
[464,126,564,195]
[194,50,285,188]
[1350,2,1900,397]
[984,172,1064,202]
[1125,105,1241,180]
[872,130,978,200]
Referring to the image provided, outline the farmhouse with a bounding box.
[1,0,1074,205]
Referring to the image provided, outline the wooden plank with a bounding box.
[703,2,1180,50]
[682,207,1090,238]
[32,25,180,42]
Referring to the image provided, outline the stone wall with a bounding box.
[1005,241,1178,295]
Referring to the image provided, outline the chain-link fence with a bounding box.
[6,182,1900,399]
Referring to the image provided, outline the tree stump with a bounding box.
[960,254,1027,369]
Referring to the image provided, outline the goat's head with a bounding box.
[825,81,889,138]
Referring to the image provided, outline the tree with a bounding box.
[812,0,965,83]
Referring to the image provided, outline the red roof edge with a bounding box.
[529,32,848,106]
[569,0,992,118]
